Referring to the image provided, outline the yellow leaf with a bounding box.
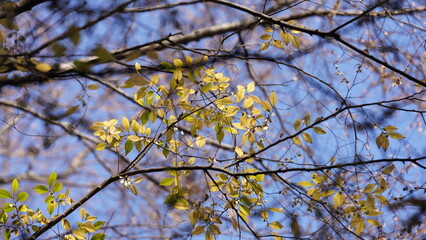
[195,135,206,148]
[260,33,272,40]
[62,218,71,231]
[259,41,270,51]
[294,118,301,131]
[264,27,273,33]
[321,190,335,197]
[173,59,184,68]
[272,39,284,49]
[64,105,79,116]
[388,132,405,139]
[313,126,326,134]
[122,116,130,131]
[260,100,272,112]
[293,136,302,145]
[131,120,139,133]
[95,142,107,151]
[382,165,395,175]
[333,192,344,207]
[235,146,244,157]
[383,125,397,132]
[269,91,277,106]
[365,210,383,216]
[192,225,205,235]
[72,228,86,240]
[243,97,254,108]
[291,35,301,49]
[269,221,284,230]
[302,132,312,143]
[185,56,193,65]
[297,181,314,187]
[366,219,382,227]
[35,63,52,72]
[363,183,376,193]
[87,84,99,90]
[280,31,292,45]
[247,81,255,93]
[303,112,311,125]
[355,219,365,235]
[375,195,389,205]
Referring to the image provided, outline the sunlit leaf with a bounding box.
[313,127,326,134]
[35,63,52,72]
[333,192,344,207]
[260,34,272,40]
[297,181,314,187]
[160,177,174,186]
[269,221,284,230]
[192,225,205,235]
[293,136,302,145]
[383,125,397,132]
[0,189,12,199]
[11,179,18,193]
[366,219,382,227]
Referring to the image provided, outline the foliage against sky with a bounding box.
[0,0,425,239]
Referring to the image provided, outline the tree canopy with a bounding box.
[0,0,425,239]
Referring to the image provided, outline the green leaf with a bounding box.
[216,173,228,181]
[91,233,106,240]
[160,177,174,186]
[11,179,18,193]
[16,192,28,202]
[2,203,15,212]
[91,46,114,62]
[52,182,63,193]
[68,25,80,46]
[47,202,56,215]
[0,189,12,198]
[48,171,57,187]
[124,140,133,155]
[3,228,10,240]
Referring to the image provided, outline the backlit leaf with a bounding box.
[11,179,18,193]
[192,225,205,235]
[313,127,326,134]
[160,177,174,186]
[333,192,344,207]
[298,181,314,187]
[247,81,255,93]
[269,221,284,230]
[35,63,52,72]
[0,189,12,198]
